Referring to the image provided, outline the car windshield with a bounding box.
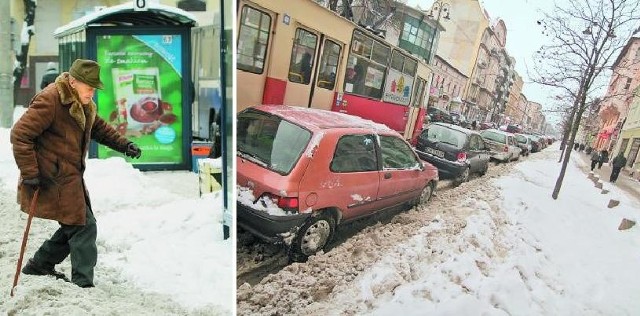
[481,130,506,144]
[515,134,528,143]
[237,110,312,174]
[424,124,466,149]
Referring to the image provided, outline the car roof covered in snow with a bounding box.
[245,105,395,134]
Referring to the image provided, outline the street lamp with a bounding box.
[425,1,451,110]
[426,1,451,65]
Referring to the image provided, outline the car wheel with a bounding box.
[417,182,435,205]
[479,162,488,176]
[290,213,336,261]
[454,167,470,186]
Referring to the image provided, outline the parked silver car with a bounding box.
[480,129,522,163]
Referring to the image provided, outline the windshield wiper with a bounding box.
[237,151,268,168]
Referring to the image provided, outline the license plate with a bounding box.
[425,147,445,158]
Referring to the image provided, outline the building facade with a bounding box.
[594,37,640,151]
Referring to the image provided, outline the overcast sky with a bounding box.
[407,0,559,124]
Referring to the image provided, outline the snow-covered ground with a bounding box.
[238,147,640,315]
[0,108,233,315]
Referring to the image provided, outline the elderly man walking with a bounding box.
[11,59,142,288]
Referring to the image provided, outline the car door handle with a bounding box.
[384,172,392,179]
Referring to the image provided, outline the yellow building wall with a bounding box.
[437,0,489,78]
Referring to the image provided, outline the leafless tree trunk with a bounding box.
[531,0,640,199]
[13,0,36,99]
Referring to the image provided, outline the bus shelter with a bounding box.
[54,2,197,171]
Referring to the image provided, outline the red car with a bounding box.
[237,105,439,260]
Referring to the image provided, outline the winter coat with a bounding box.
[591,151,601,161]
[11,73,130,225]
[600,150,609,163]
[612,155,627,168]
[40,69,59,90]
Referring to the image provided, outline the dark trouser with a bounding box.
[591,160,598,171]
[598,161,604,169]
[32,205,97,287]
[610,167,623,182]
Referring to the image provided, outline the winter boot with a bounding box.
[22,258,70,282]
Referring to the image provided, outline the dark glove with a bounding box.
[125,142,142,159]
[22,178,40,189]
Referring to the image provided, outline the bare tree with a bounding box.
[13,0,36,99]
[531,0,640,199]
[317,0,400,32]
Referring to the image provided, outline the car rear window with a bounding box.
[481,130,506,144]
[515,134,528,143]
[237,110,312,174]
[423,124,466,149]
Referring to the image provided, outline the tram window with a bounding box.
[371,41,390,65]
[390,51,417,77]
[391,54,404,72]
[405,59,417,76]
[237,6,271,74]
[351,31,373,59]
[344,30,390,99]
[288,28,318,84]
[317,40,341,90]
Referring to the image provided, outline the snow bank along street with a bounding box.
[0,124,233,315]
[237,148,640,315]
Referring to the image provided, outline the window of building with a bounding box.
[237,6,271,74]
[288,28,317,84]
[344,30,390,99]
[399,15,435,62]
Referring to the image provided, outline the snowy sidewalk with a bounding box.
[571,149,640,204]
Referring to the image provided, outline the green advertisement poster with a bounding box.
[96,34,184,165]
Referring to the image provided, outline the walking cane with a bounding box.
[10,188,40,297]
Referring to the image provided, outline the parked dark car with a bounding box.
[450,112,469,128]
[237,105,439,260]
[427,107,454,124]
[506,124,523,134]
[415,122,491,185]
[514,133,531,156]
[479,121,497,130]
[526,135,542,153]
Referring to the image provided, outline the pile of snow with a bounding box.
[0,108,233,315]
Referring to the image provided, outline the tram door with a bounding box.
[236,3,275,111]
[309,36,343,110]
[404,77,427,139]
[283,27,343,111]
